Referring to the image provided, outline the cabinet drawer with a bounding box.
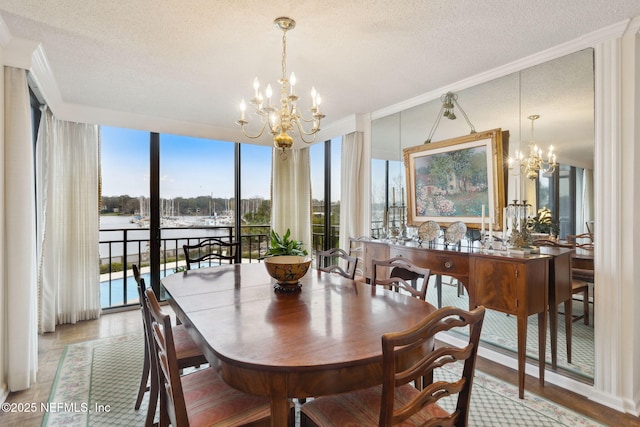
[390,246,469,277]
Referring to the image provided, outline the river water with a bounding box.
[99,215,231,260]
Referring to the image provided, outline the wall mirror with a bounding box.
[371,48,595,383]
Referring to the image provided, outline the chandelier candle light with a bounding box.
[237,17,325,152]
[509,114,557,180]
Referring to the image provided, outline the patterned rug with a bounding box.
[43,333,603,426]
[430,277,594,379]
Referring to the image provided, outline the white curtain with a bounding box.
[339,132,370,251]
[581,168,594,234]
[271,148,312,254]
[3,66,38,391]
[36,107,101,332]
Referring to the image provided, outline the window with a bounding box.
[310,138,341,253]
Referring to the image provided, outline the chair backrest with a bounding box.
[145,287,189,426]
[183,237,239,270]
[132,264,150,349]
[371,256,431,301]
[379,306,485,426]
[566,233,594,250]
[316,248,357,280]
[348,236,371,279]
[532,238,572,248]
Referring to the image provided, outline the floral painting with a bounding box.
[414,145,489,217]
[403,129,507,229]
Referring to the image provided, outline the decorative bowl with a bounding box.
[264,255,311,292]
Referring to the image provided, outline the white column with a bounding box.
[591,19,640,416]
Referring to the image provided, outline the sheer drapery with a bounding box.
[581,168,594,234]
[271,148,312,254]
[3,66,38,391]
[36,108,101,332]
[339,132,370,251]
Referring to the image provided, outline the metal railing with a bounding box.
[99,225,270,309]
[99,223,348,310]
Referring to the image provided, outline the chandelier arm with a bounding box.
[425,104,446,143]
[293,120,318,143]
[239,120,270,139]
[453,98,476,134]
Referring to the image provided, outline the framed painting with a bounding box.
[403,129,507,230]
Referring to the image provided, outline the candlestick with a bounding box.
[392,187,396,205]
[503,207,507,234]
[481,204,485,236]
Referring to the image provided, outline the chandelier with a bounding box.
[425,92,476,143]
[509,115,557,180]
[236,17,324,152]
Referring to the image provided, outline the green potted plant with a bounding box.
[266,229,308,256]
[527,207,559,236]
[264,229,310,292]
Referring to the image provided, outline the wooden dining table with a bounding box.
[161,263,437,426]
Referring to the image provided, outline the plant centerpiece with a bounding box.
[264,229,311,293]
[527,207,559,237]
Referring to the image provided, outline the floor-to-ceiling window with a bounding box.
[310,138,341,253]
[240,144,272,259]
[536,163,585,239]
[370,158,406,239]
[99,127,150,307]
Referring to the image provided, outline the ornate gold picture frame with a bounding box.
[403,129,507,230]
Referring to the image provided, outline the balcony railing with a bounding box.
[99,225,270,309]
[99,223,347,310]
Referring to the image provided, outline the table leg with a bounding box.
[538,310,546,388]
[549,299,558,370]
[517,315,527,399]
[436,275,442,308]
[564,299,573,364]
[270,395,290,427]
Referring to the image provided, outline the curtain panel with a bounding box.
[36,108,101,332]
[271,148,312,254]
[339,132,370,251]
[3,66,38,391]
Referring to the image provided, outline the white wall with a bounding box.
[0,46,7,404]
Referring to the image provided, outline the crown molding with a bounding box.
[373,19,631,120]
[0,17,39,69]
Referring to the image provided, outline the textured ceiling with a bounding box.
[1,1,639,164]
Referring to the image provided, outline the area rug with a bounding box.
[430,277,595,379]
[43,333,603,426]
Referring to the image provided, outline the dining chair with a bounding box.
[182,237,239,270]
[532,240,590,326]
[348,236,371,282]
[565,234,594,325]
[371,256,431,301]
[145,287,285,427]
[316,247,357,280]
[567,232,594,250]
[300,305,486,427]
[132,265,207,427]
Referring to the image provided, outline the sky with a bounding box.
[100,126,340,201]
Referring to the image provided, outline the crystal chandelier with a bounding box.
[236,17,324,152]
[509,114,557,180]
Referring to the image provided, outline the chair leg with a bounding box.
[583,287,590,326]
[135,337,151,410]
[146,361,159,427]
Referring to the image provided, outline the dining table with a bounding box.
[161,262,437,426]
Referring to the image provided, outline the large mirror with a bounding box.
[371,48,595,383]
